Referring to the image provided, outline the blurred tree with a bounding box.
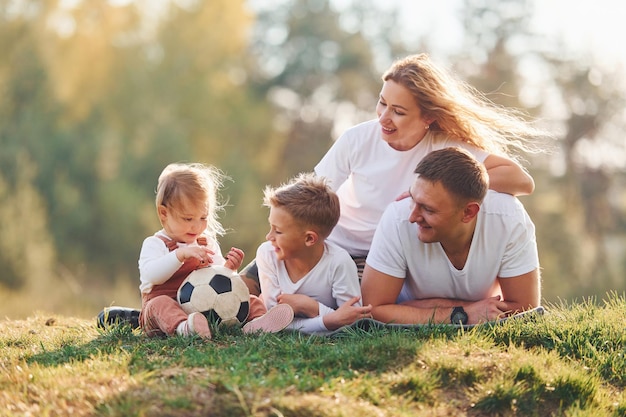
[246,0,402,181]
[541,59,626,296]
[0,0,272,297]
[0,155,56,291]
[0,1,60,290]
[94,0,272,272]
[452,0,626,300]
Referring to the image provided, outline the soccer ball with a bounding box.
[177,265,250,326]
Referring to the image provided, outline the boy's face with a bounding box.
[266,206,309,261]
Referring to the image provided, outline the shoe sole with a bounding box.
[242,304,294,334]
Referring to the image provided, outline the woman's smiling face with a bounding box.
[375,80,431,151]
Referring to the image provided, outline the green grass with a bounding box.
[1,293,625,416]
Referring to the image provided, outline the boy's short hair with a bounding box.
[263,172,340,238]
[414,147,488,204]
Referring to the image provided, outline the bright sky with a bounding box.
[383,0,626,69]
[531,0,626,69]
[101,0,626,70]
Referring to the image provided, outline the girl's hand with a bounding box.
[224,247,244,271]
[176,246,215,265]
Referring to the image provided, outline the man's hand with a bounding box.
[464,296,509,324]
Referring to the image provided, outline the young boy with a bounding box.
[256,173,372,335]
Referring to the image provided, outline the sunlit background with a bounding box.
[1,0,624,320]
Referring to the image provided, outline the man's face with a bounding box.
[407,177,465,243]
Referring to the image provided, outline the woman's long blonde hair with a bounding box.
[383,53,547,158]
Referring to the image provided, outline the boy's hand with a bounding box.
[323,296,372,330]
[277,294,318,317]
[224,247,244,271]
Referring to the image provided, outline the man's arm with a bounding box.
[401,269,541,323]
[362,263,539,325]
[400,296,511,324]
[498,268,541,314]
[361,265,453,324]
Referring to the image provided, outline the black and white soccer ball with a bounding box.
[177,265,250,326]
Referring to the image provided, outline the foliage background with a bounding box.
[1,0,624,319]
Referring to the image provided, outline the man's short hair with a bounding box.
[263,172,340,238]
[414,147,488,203]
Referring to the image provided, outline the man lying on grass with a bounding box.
[361,147,541,326]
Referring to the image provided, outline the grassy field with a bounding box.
[1,293,625,417]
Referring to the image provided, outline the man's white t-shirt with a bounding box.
[315,119,488,257]
[257,241,361,335]
[366,191,539,301]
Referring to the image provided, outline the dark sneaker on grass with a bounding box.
[97,307,140,329]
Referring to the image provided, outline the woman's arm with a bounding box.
[361,265,450,324]
[483,154,535,196]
